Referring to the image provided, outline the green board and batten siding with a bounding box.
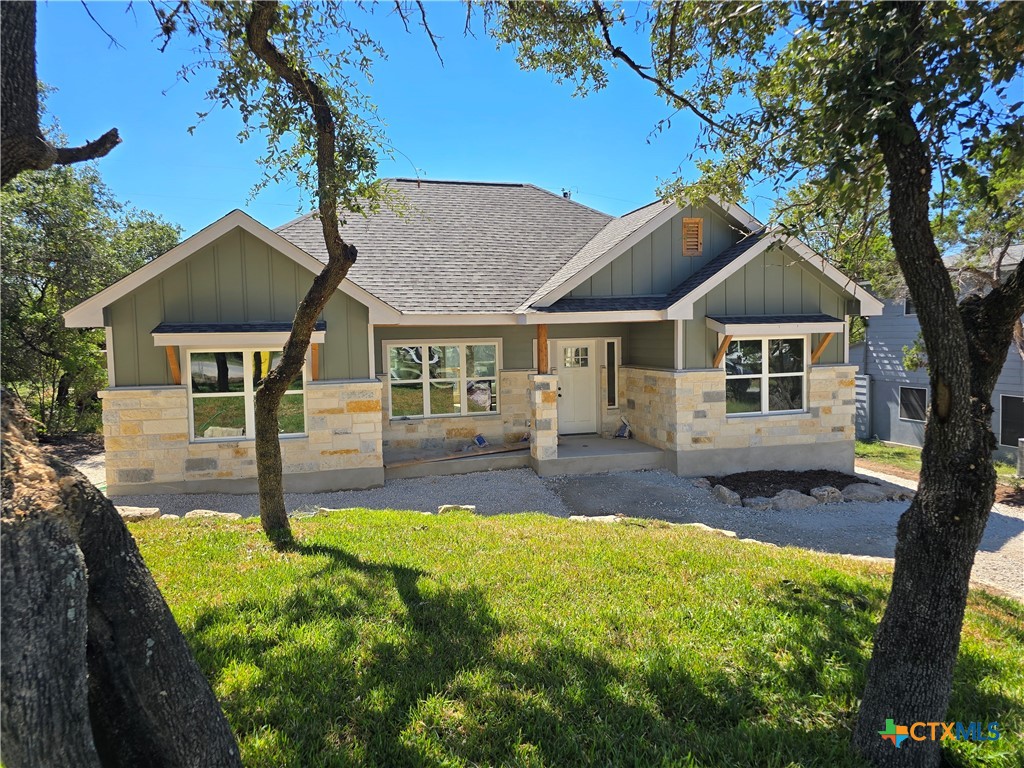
[680,245,847,369]
[569,208,742,298]
[107,227,369,387]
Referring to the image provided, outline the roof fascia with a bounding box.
[529,202,679,309]
[666,232,885,320]
[705,317,846,335]
[64,210,400,327]
[784,238,885,316]
[665,235,778,320]
[706,196,763,231]
[152,329,327,348]
[375,312,521,327]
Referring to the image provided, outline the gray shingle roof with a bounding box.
[663,228,768,305]
[275,179,612,314]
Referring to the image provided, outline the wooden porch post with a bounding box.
[537,324,549,374]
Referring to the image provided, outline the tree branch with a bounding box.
[589,0,735,136]
[52,128,122,166]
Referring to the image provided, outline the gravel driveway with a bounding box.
[107,463,1022,601]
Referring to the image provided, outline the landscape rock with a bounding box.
[885,486,915,501]
[742,496,774,510]
[160,514,181,521]
[712,484,742,506]
[692,477,713,490]
[842,483,888,503]
[810,486,843,504]
[117,506,160,522]
[771,489,819,511]
[569,514,622,523]
[437,504,477,514]
[184,509,243,520]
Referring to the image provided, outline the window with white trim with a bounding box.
[898,386,927,422]
[387,341,499,418]
[187,349,305,440]
[999,395,1022,447]
[724,337,806,415]
[606,339,619,408]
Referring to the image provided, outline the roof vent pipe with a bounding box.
[561,189,571,199]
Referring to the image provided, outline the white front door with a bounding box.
[555,340,598,434]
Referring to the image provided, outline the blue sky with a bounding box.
[36,1,775,237]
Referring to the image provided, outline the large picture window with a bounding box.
[187,349,305,440]
[387,341,499,418]
[724,337,806,415]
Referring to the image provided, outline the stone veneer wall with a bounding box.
[100,379,384,495]
[621,365,857,474]
[381,370,532,453]
[528,374,559,461]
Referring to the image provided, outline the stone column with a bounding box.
[528,374,558,462]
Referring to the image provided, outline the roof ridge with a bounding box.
[520,183,614,218]
[389,177,525,188]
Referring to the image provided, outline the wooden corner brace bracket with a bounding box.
[712,335,733,368]
[810,332,835,364]
[165,347,182,385]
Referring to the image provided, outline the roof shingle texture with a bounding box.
[275,179,613,314]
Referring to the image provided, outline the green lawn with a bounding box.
[134,512,1023,768]
[855,440,1021,486]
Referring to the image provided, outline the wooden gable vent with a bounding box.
[682,218,703,256]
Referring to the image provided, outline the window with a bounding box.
[1000,395,1023,447]
[188,349,305,440]
[682,218,703,256]
[899,386,927,422]
[387,341,499,418]
[724,337,806,415]
[904,298,917,316]
[606,340,619,408]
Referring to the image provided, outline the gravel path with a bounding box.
[103,460,1023,601]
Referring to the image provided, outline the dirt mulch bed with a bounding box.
[38,433,104,465]
[856,459,1022,507]
[709,469,868,499]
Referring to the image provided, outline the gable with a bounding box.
[106,226,369,387]
[568,206,743,299]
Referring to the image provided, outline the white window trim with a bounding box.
[385,338,502,420]
[897,385,928,423]
[722,335,809,418]
[998,393,1023,447]
[185,347,308,442]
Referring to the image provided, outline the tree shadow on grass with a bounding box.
[184,545,1022,768]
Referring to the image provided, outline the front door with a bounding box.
[555,340,598,434]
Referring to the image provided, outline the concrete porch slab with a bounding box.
[533,435,666,477]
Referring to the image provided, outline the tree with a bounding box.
[1,149,181,434]
[485,3,1024,766]
[155,0,402,542]
[2,4,241,764]
[0,2,119,184]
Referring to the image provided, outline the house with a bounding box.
[64,179,883,496]
[852,296,1024,463]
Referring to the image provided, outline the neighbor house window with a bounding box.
[903,298,917,316]
[387,341,499,418]
[606,339,619,408]
[1000,395,1023,447]
[899,386,927,422]
[724,337,806,415]
[682,218,703,256]
[188,349,305,440]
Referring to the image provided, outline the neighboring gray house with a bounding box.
[852,297,1024,463]
[65,178,883,496]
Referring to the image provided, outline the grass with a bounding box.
[133,512,1024,768]
[855,440,1021,487]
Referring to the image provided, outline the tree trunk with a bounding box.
[852,6,1023,765]
[1,389,243,767]
[1,2,119,186]
[245,1,359,543]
